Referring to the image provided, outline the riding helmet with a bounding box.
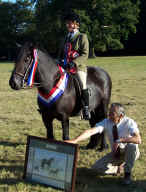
[64,12,80,25]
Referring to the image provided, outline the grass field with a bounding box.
[0,56,146,192]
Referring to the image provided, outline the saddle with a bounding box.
[68,72,84,116]
[70,72,83,97]
[57,62,85,115]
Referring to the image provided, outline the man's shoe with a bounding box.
[115,164,124,176]
[123,172,132,185]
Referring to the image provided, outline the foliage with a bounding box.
[83,0,140,52]
[0,0,142,57]
[34,0,63,54]
[126,0,146,51]
[33,0,140,54]
[138,0,146,33]
[0,0,34,57]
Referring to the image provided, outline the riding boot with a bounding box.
[81,89,91,120]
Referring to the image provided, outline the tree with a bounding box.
[50,0,140,55]
[83,0,140,55]
[32,0,61,54]
[27,0,141,56]
[0,1,34,59]
[125,0,146,53]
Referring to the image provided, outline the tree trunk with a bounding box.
[89,47,96,58]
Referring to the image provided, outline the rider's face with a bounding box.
[66,21,78,32]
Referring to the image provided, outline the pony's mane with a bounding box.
[23,41,56,65]
[34,43,48,55]
[22,41,46,54]
[35,43,56,62]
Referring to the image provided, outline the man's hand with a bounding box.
[115,133,141,144]
[112,142,119,153]
[112,142,121,159]
[64,139,77,144]
[64,127,101,144]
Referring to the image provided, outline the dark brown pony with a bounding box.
[9,42,112,150]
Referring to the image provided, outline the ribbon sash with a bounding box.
[27,49,38,87]
[38,66,69,107]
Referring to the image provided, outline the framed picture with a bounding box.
[23,135,79,192]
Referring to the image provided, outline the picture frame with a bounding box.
[23,135,79,192]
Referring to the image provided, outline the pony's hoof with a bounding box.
[97,144,108,152]
[37,109,42,114]
[97,147,104,152]
[86,143,96,149]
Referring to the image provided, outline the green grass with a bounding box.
[0,56,146,192]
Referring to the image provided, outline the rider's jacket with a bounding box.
[58,31,89,73]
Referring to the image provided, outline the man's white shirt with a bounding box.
[95,116,140,150]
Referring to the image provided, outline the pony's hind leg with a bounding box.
[41,112,54,139]
[86,110,102,149]
[98,132,108,151]
[86,101,108,150]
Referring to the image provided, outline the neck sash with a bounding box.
[38,65,69,107]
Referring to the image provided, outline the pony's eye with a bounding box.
[24,56,30,63]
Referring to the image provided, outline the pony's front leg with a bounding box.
[41,112,54,139]
[46,121,54,139]
[62,119,69,140]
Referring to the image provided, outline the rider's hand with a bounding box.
[67,61,76,69]
[58,59,64,67]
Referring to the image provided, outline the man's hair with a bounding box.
[111,103,125,116]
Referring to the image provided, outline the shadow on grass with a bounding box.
[0,178,23,185]
[79,145,109,152]
[0,166,145,192]
[0,141,25,147]
[0,165,24,188]
[0,158,24,164]
[76,167,146,192]
[0,61,14,64]
[0,165,23,173]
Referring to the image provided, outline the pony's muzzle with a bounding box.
[9,73,23,90]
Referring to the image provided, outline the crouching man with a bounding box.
[65,103,141,185]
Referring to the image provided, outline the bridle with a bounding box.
[14,49,42,89]
[14,47,66,90]
[23,59,34,87]
[14,57,34,88]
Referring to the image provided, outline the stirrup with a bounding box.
[82,106,91,120]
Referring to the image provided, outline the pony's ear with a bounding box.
[35,42,40,49]
[16,43,22,48]
[29,42,34,48]
[27,41,35,51]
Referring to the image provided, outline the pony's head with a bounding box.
[9,42,35,90]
